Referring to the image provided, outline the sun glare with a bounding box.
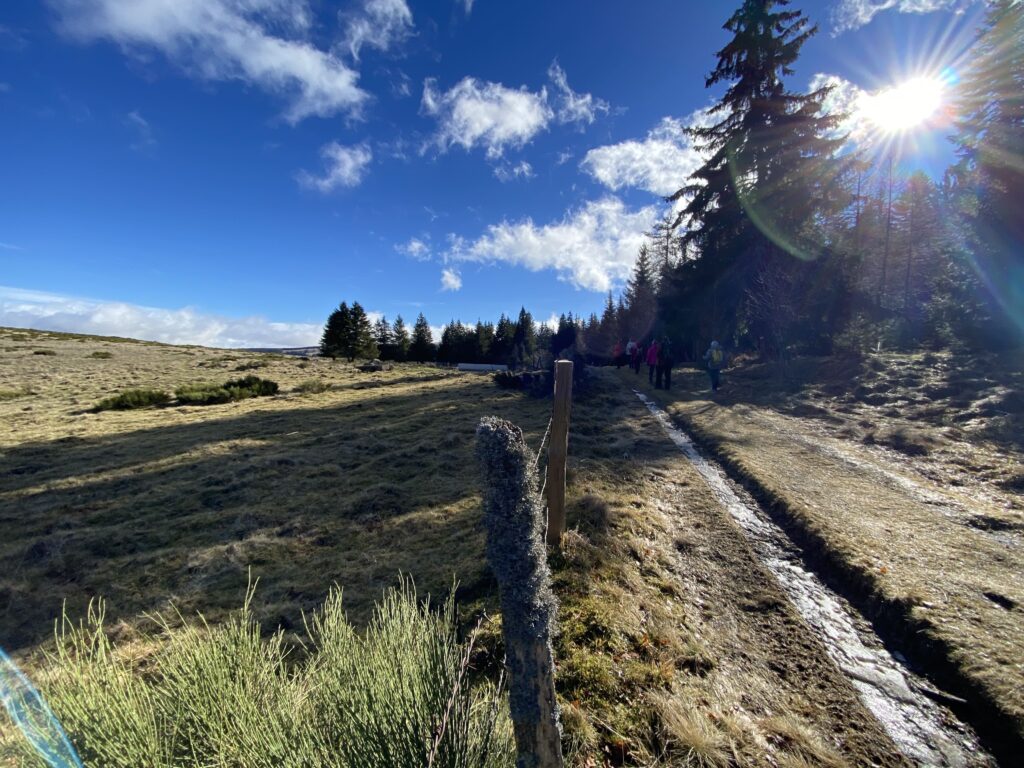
[858,76,945,134]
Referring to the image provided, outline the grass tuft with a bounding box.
[32,350,57,356]
[5,581,514,768]
[87,351,114,359]
[92,389,172,412]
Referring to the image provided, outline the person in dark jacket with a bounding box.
[655,337,674,390]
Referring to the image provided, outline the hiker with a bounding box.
[633,343,643,374]
[612,341,623,368]
[645,340,659,384]
[628,339,641,374]
[703,340,725,392]
[656,337,674,390]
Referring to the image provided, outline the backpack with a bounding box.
[710,348,723,367]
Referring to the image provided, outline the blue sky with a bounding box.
[0,0,984,347]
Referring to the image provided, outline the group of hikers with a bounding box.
[611,338,727,392]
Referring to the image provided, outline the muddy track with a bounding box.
[635,378,1022,765]
[637,391,990,767]
[622,392,913,766]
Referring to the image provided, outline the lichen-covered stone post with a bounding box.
[475,417,563,768]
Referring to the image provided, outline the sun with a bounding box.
[857,75,946,134]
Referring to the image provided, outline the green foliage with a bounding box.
[391,315,411,361]
[88,351,114,359]
[92,389,172,412]
[175,376,279,406]
[5,583,514,768]
[320,302,378,361]
[32,349,57,356]
[234,360,267,371]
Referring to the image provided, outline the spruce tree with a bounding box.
[392,315,411,361]
[624,245,658,340]
[347,302,378,361]
[668,0,843,345]
[320,302,352,359]
[952,0,1024,343]
[512,307,537,367]
[491,314,515,365]
[374,315,393,360]
[409,313,435,362]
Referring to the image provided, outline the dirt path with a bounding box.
[556,371,911,766]
[624,366,1023,762]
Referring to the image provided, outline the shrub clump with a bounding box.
[0,385,35,401]
[88,351,114,359]
[176,376,279,406]
[233,360,267,372]
[33,349,57,356]
[294,379,329,394]
[93,389,172,412]
[5,582,514,768]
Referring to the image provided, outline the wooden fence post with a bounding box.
[475,417,564,768]
[546,360,573,546]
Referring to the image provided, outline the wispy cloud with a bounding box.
[51,0,368,123]
[444,196,659,292]
[460,0,476,16]
[0,82,10,93]
[340,0,414,61]
[493,160,533,182]
[440,267,462,291]
[581,108,713,197]
[125,109,156,151]
[0,241,24,251]
[548,61,609,127]
[831,0,975,34]
[0,286,322,348]
[298,142,373,191]
[396,236,432,260]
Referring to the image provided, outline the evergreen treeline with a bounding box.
[583,0,1024,361]
[320,304,434,362]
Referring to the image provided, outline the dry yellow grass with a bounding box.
[1,328,913,766]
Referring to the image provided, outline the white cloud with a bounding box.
[0,241,24,251]
[548,61,609,126]
[440,268,462,291]
[831,0,973,33]
[444,196,659,292]
[556,150,573,166]
[0,286,323,348]
[297,142,373,191]
[493,160,533,182]
[581,109,713,197]
[340,0,413,61]
[421,63,607,158]
[461,0,476,15]
[396,236,431,260]
[421,76,552,158]
[52,0,367,123]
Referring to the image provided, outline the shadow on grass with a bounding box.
[0,377,551,652]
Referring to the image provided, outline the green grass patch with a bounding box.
[88,351,114,359]
[93,389,172,412]
[176,376,279,406]
[4,582,513,768]
[233,361,267,372]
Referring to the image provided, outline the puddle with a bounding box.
[635,391,992,767]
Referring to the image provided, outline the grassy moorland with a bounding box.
[2,327,922,766]
[627,351,1023,756]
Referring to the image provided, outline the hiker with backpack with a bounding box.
[703,340,726,392]
[656,337,674,390]
[645,340,659,384]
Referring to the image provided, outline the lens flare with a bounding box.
[0,649,83,768]
[857,76,945,134]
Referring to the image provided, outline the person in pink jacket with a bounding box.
[645,341,659,384]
